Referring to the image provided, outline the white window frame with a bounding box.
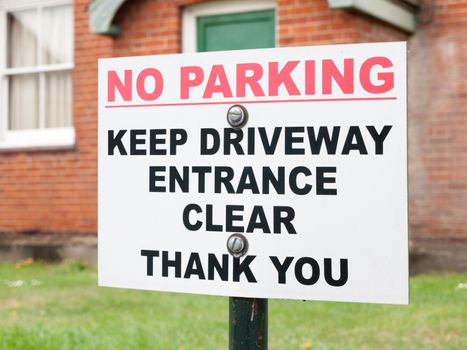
[0,0,74,151]
[182,0,277,53]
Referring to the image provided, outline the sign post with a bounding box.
[230,297,267,350]
[98,42,408,347]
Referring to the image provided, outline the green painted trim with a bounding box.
[196,9,275,52]
[327,0,417,33]
[88,0,127,35]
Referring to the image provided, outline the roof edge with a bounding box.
[88,0,127,35]
[328,0,418,33]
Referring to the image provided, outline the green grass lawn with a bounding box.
[0,261,466,350]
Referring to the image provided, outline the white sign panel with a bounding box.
[98,42,408,304]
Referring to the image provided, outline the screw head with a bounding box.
[226,233,248,258]
[226,105,248,128]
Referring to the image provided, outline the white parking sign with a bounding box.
[98,42,408,304]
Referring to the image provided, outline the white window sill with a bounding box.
[0,127,75,152]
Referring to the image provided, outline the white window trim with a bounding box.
[0,0,74,151]
[182,0,277,53]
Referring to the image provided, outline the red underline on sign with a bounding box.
[105,97,397,109]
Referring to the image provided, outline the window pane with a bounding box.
[41,5,73,65]
[7,10,38,68]
[45,71,72,128]
[9,74,39,130]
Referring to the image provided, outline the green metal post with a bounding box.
[229,297,268,350]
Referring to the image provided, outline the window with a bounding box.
[0,0,74,150]
[183,0,276,53]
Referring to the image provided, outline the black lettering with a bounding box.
[258,127,281,155]
[108,129,127,155]
[149,166,166,192]
[247,128,255,155]
[192,166,212,193]
[182,204,202,231]
[201,128,220,155]
[247,206,271,233]
[366,125,392,155]
[141,250,159,276]
[162,251,181,278]
[233,256,257,283]
[184,253,206,280]
[307,126,340,154]
[169,166,189,192]
[214,167,235,193]
[206,204,222,232]
[270,256,294,284]
[274,206,296,234]
[149,129,166,155]
[289,166,312,195]
[285,127,305,155]
[170,129,187,155]
[324,258,348,287]
[316,167,337,195]
[208,254,229,281]
[237,167,260,194]
[226,205,244,232]
[342,126,368,154]
[224,129,244,155]
[295,257,320,285]
[130,129,146,155]
[262,167,285,194]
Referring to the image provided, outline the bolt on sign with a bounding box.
[98,42,408,304]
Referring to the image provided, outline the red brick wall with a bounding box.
[277,0,406,45]
[408,0,467,239]
[1,0,465,241]
[0,0,113,235]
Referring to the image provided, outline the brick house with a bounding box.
[0,0,465,270]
